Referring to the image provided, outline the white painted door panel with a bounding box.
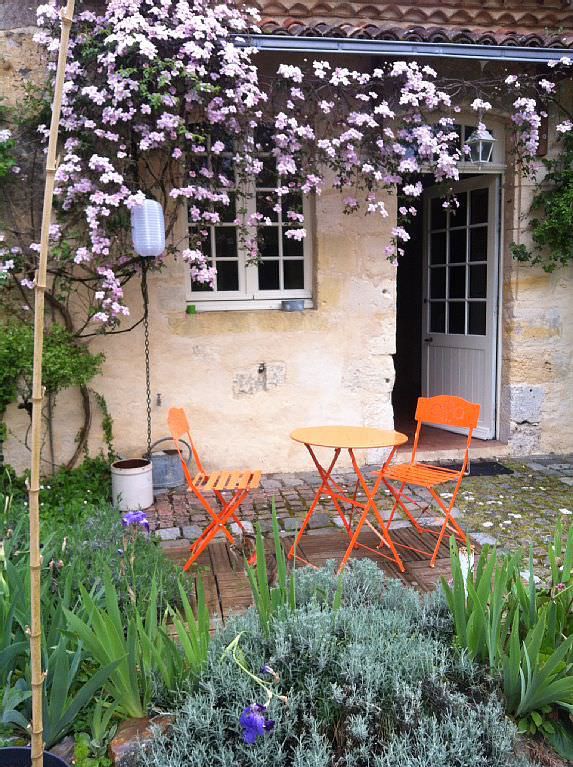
[421,176,499,440]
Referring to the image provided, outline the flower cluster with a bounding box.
[10,0,567,326]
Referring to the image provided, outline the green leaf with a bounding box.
[547,721,573,761]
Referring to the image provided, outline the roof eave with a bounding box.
[246,34,572,63]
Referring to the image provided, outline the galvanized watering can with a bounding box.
[149,438,192,490]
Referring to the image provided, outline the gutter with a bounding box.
[246,34,572,63]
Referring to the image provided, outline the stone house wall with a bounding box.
[1,9,572,474]
[502,102,573,454]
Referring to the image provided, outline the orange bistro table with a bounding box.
[289,426,408,573]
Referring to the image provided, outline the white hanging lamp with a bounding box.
[131,198,165,258]
[466,126,496,164]
[130,198,165,462]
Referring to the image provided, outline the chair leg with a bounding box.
[193,486,236,545]
[386,480,406,527]
[183,488,251,571]
[340,450,406,574]
[428,488,466,567]
[382,479,425,532]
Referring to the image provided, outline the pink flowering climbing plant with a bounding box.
[0,0,571,328]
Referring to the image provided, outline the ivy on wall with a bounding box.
[512,133,573,272]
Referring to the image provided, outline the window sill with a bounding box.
[186,298,314,313]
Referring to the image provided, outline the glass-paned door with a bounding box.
[422,175,499,439]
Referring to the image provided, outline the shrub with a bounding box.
[0,320,103,441]
[1,456,112,529]
[1,502,185,620]
[140,561,535,767]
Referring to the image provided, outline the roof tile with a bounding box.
[255,0,573,48]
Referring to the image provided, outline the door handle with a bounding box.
[424,337,433,343]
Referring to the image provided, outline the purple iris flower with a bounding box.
[121,510,150,533]
[260,665,274,675]
[239,703,275,744]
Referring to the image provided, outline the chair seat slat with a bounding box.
[226,471,243,489]
[383,463,459,487]
[248,470,262,489]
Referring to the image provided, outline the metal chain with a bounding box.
[141,259,152,459]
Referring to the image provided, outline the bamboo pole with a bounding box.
[29,2,75,765]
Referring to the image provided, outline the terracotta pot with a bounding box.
[0,748,69,767]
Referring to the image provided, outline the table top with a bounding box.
[290,426,408,450]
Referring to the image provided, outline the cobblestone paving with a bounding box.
[149,455,573,576]
[455,457,573,571]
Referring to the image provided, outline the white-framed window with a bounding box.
[186,134,313,311]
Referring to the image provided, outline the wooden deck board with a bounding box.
[164,527,471,623]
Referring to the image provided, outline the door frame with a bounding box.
[420,173,503,440]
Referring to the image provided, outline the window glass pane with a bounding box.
[469,302,486,335]
[258,260,280,290]
[254,125,273,151]
[211,155,235,182]
[282,192,304,217]
[284,260,304,289]
[256,192,279,222]
[215,193,236,223]
[430,267,446,299]
[430,197,446,230]
[209,128,233,153]
[283,233,304,258]
[259,226,279,256]
[469,226,487,262]
[430,232,446,265]
[450,191,467,226]
[449,229,467,263]
[469,264,487,298]
[470,188,488,224]
[449,265,466,299]
[258,155,277,188]
[188,228,211,258]
[430,301,445,333]
[191,260,214,292]
[448,302,465,334]
[214,227,237,258]
[216,260,239,291]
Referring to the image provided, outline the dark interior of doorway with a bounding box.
[392,199,424,435]
[392,173,486,439]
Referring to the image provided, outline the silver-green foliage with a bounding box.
[140,561,536,767]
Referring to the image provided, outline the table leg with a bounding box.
[337,449,405,574]
[306,445,354,535]
[288,447,344,560]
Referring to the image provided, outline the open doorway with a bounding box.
[393,174,502,442]
[392,191,424,436]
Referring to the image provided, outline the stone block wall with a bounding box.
[501,98,573,455]
[1,11,572,470]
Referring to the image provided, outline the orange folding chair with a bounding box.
[379,395,480,567]
[167,407,261,571]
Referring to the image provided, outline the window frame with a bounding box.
[183,139,314,311]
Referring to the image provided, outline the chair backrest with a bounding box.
[167,407,207,483]
[415,395,480,431]
[411,395,481,470]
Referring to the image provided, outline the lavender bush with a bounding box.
[140,560,536,767]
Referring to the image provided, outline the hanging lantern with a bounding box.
[131,199,165,257]
[466,127,496,164]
